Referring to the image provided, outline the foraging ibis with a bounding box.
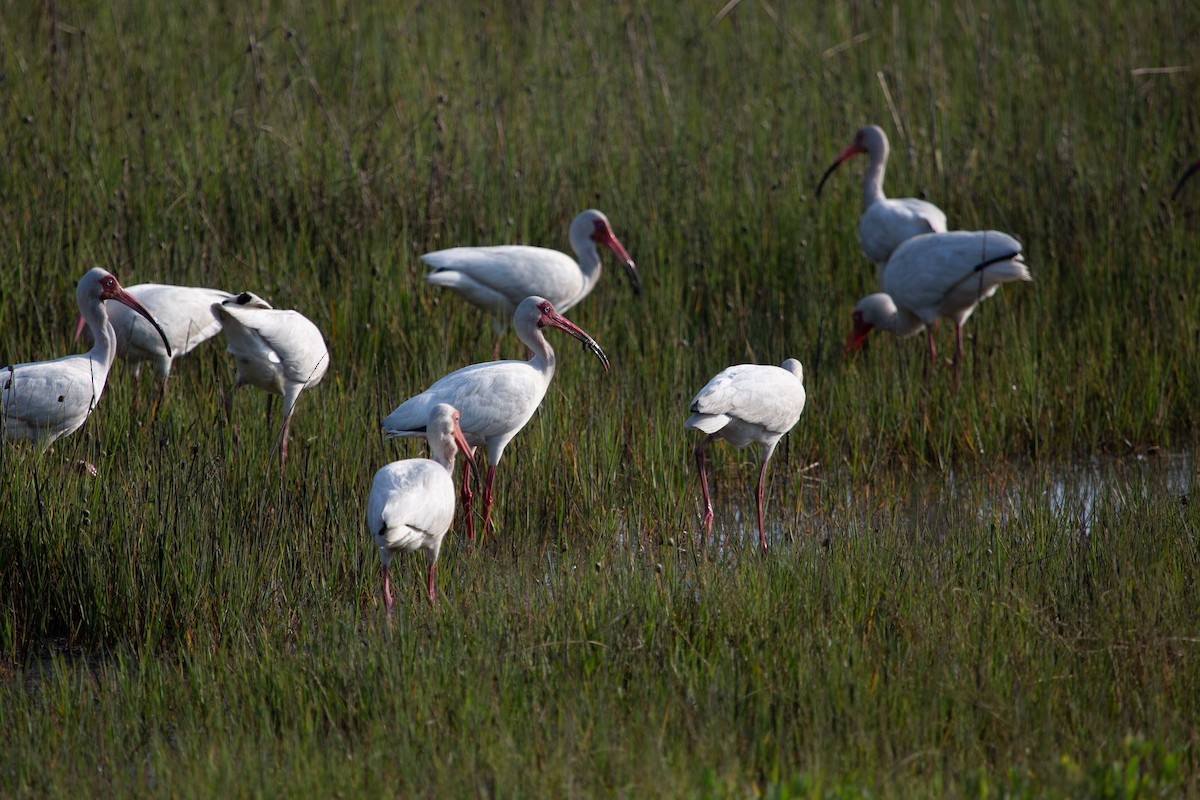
[382,296,609,540]
[2,268,171,450]
[817,125,948,266]
[75,283,232,392]
[1172,158,1200,200]
[423,209,637,353]
[685,359,807,554]
[369,403,473,611]
[212,292,330,465]
[847,230,1032,364]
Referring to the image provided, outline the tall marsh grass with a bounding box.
[1,0,1198,794]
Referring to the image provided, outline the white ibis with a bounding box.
[2,268,171,451]
[685,359,806,554]
[382,296,609,540]
[817,125,948,267]
[211,292,330,465]
[75,283,232,394]
[423,209,637,353]
[847,230,1032,364]
[368,403,473,612]
[1172,158,1200,200]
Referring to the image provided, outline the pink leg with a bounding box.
[755,458,770,554]
[382,561,394,619]
[459,450,476,543]
[695,438,714,545]
[480,464,498,536]
[426,561,438,606]
[279,412,293,468]
[925,328,938,363]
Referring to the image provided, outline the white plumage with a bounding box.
[2,268,171,451]
[423,209,637,350]
[212,292,330,464]
[685,358,807,553]
[817,125,948,267]
[847,230,1033,364]
[368,403,472,611]
[98,284,232,384]
[382,296,609,540]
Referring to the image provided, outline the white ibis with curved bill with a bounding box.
[369,403,473,612]
[212,292,330,465]
[686,359,807,554]
[847,230,1032,364]
[75,283,232,395]
[2,268,172,452]
[423,209,637,354]
[817,125,948,266]
[382,296,609,540]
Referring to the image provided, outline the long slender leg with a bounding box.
[480,464,498,537]
[694,436,714,546]
[426,561,438,606]
[382,561,394,619]
[925,328,938,364]
[459,449,476,544]
[279,411,293,468]
[755,456,771,554]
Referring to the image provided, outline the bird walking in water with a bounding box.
[2,268,171,467]
[423,209,638,356]
[368,403,473,613]
[846,230,1032,366]
[817,125,948,268]
[382,296,610,541]
[685,359,807,554]
[75,282,231,406]
[212,292,330,466]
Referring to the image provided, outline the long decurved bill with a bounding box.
[544,310,611,372]
[74,284,173,358]
[1172,158,1200,201]
[845,312,873,355]
[815,142,866,198]
[592,221,641,295]
[451,418,473,459]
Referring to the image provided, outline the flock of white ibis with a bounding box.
[3,132,1197,611]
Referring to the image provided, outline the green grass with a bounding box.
[2,0,1199,795]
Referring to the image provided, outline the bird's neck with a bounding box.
[576,242,603,285]
[87,312,119,371]
[862,158,887,207]
[523,329,557,378]
[885,307,926,338]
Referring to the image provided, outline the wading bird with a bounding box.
[846,230,1032,365]
[75,283,232,399]
[2,268,171,463]
[423,209,637,355]
[369,403,473,612]
[383,296,609,540]
[212,292,330,465]
[1172,158,1200,200]
[817,125,948,267]
[685,359,806,554]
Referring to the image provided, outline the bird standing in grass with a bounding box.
[685,358,807,554]
[423,209,638,356]
[212,292,330,466]
[846,230,1032,366]
[817,125,948,269]
[2,268,171,466]
[75,282,231,406]
[383,296,610,541]
[369,403,473,612]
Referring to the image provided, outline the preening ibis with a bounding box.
[212,292,330,465]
